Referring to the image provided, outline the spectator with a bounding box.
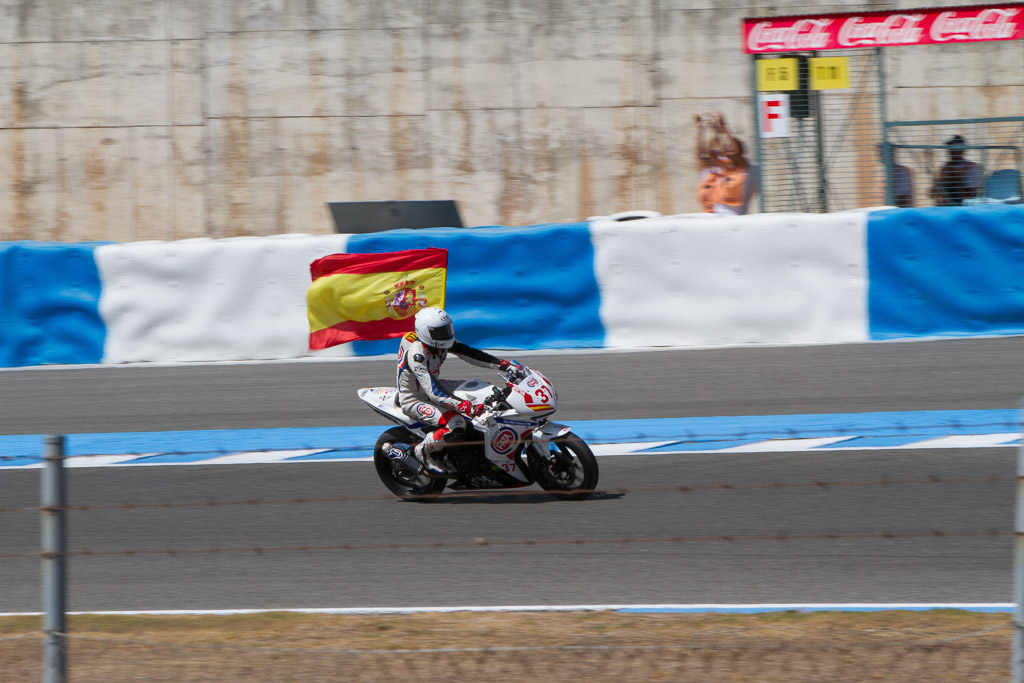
[930,135,983,206]
[877,143,914,208]
[707,113,757,216]
[694,113,718,213]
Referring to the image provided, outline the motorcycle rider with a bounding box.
[386,307,515,476]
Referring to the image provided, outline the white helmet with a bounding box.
[414,307,455,349]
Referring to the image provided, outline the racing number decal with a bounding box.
[535,387,550,402]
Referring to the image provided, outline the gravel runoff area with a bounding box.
[0,610,1013,682]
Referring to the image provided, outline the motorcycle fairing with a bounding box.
[356,387,430,436]
[444,439,530,490]
[477,415,534,484]
[531,421,572,443]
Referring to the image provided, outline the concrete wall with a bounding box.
[1,0,1022,242]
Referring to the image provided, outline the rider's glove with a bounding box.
[498,359,514,371]
[457,400,485,417]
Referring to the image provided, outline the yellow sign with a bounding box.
[810,57,849,90]
[756,58,798,91]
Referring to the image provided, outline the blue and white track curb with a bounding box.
[2,409,1019,469]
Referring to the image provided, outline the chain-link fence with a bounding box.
[754,49,885,213]
[754,51,1024,214]
[884,117,1024,208]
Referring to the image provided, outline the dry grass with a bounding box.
[0,610,1013,682]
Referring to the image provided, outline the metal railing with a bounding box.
[884,117,1024,208]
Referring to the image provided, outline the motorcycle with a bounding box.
[357,362,599,502]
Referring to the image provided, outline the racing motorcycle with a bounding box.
[357,362,599,502]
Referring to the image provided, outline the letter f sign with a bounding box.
[758,93,790,138]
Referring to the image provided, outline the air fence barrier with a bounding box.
[1,421,1022,682]
[2,204,1024,368]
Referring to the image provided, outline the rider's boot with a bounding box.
[413,439,447,477]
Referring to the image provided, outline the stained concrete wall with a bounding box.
[1,0,1022,241]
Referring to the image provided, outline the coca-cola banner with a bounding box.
[744,4,1024,53]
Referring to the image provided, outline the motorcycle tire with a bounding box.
[534,433,599,501]
[373,426,447,502]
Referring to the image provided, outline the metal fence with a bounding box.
[884,117,1024,208]
[753,49,1024,213]
[754,49,885,213]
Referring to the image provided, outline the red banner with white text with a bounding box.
[743,4,1024,54]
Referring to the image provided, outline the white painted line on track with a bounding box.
[0,345,705,372]
[64,454,159,468]
[590,442,678,456]
[178,449,331,465]
[896,433,1021,449]
[0,603,1013,617]
[6,334,1017,373]
[721,437,853,452]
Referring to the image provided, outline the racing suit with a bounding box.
[396,331,501,463]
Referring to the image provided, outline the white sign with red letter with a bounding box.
[758,93,790,138]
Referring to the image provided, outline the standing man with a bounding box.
[931,135,984,206]
[878,143,915,208]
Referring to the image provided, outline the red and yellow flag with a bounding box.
[307,248,448,350]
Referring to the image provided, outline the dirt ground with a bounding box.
[0,610,1013,682]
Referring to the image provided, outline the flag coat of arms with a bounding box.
[306,248,448,350]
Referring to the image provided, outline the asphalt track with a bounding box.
[2,337,1022,612]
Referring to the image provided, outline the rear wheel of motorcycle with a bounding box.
[373,427,447,502]
[535,433,599,501]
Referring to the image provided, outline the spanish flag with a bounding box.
[307,248,448,350]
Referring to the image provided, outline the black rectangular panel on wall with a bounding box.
[327,200,464,233]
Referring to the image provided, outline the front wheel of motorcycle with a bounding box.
[533,433,599,501]
[373,427,447,502]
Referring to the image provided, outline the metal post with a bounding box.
[882,140,895,207]
[1013,401,1024,683]
[751,53,766,214]
[811,53,828,213]
[41,435,67,683]
[876,48,894,207]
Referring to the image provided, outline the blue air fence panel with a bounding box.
[345,224,605,356]
[0,242,108,367]
[867,205,1024,340]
